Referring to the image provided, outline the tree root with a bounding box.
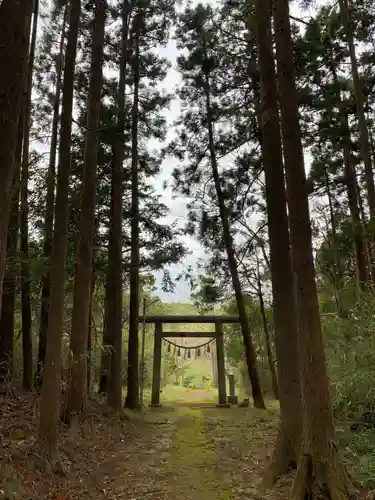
[253,394,266,409]
[263,426,297,489]
[32,437,66,475]
[290,443,356,500]
[32,450,66,475]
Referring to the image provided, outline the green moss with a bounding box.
[164,407,233,499]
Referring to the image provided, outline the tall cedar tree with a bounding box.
[339,0,375,282]
[64,0,106,423]
[324,25,370,290]
[125,12,141,410]
[299,16,370,291]
[253,0,301,483]
[337,102,369,289]
[0,118,23,393]
[35,5,68,388]
[339,0,375,220]
[20,0,39,391]
[175,6,265,409]
[272,0,353,497]
[0,0,33,314]
[202,46,265,409]
[37,0,81,460]
[106,0,133,410]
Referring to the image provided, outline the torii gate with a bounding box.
[140,315,240,407]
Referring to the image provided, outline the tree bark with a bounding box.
[99,282,111,394]
[35,5,68,389]
[272,0,353,497]
[201,39,265,410]
[0,0,32,314]
[125,15,141,410]
[369,128,375,166]
[253,0,301,484]
[37,0,81,462]
[64,0,106,424]
[20,0,39,392]
[106,0,133,411]
[0,118,23,394]
[87,278,95,398]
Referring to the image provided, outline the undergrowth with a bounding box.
[337,427,375,489]
[323,293,375,490]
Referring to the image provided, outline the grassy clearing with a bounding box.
[143,384,218,405]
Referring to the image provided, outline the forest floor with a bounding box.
[1,389,371,500]
[0,389,291,500]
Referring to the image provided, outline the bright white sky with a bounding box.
[153,0,320,302]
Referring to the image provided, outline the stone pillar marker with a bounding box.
[227,373,238,405]
[150,321,162,407]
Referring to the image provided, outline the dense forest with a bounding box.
[1,0,375,498]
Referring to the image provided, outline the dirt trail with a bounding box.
[1,394,289,499]
[99,402,287,500]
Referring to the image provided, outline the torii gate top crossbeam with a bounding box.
[139,315,240,324]
[148,315,231,407]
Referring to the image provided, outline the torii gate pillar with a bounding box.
[151,321,162,406]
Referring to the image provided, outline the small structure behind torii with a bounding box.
[140,315,240,407]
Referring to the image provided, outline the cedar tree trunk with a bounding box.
[273,0,353,497]
[0,0,32,313]
[106,0,133,411]
[20,0,39,391]
[202,40,265,410]
[35,5,68,388]
[254,0,301,484]
[125,16,141,409]
[0,119,23,394]
[37,0,81,461]
[64,0,106,423]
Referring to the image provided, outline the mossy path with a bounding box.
[97,402,288,500]
[3,395,288,499]
[3,394,371,499]
[164,407,232,499]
